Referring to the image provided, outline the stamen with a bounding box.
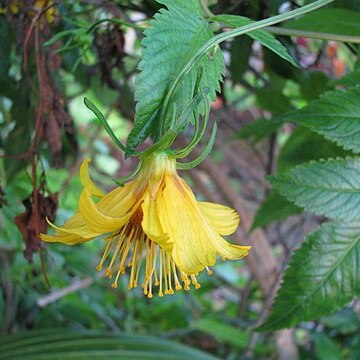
[106,226,127,276]
[162,250,169,294]
[96,235,115,271]
[206,266,213,275]
[147,273,153,299]
[172,261,182,291]
[96,220,209,297]
[118,228,134,273]
[182,273,191,291]
[129,238,140,289]
[134,235,144,288]
[166,253,174,295]
[191,275,201,289]
[159,248,163,297]
[111,269,121,288]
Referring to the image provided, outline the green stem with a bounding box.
[266,26,360,44]
[86,18,144,34]
[159,0,334,131]
[199,0,214,18]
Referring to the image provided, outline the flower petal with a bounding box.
[79,159,104,197]
[79,186,136,233]
[44,211,100,239]
[141,191,171,252]
[40,232,90,245]
[198,201,240,236]
[156,174,250,274]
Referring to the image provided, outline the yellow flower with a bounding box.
[41,152,251,298]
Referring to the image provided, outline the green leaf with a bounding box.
[256,89,292,115]
[321,308,360,335]
[264,47,299,80]
[350,334,360,360]
[299,71,330,102]
[193,318,249,350]
[4,81,32,180]
[330,71,360,88]
[270,157,360,222]
[251,190,302,230]
[277,127,350,174]
[257,222,360,331]
[83,98,126,151]
[252,126,349,229]
[43,29,84,47]
[0,18,12,79]
[282,87,360,154]
[236,118,282,143]
[213,15,298,67]
[126,0,224,156]
[0,330,218,360]
[284,8,360,36]
[313,332,342,360]
[230,36,253,84]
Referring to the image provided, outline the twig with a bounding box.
[36,275,100,308]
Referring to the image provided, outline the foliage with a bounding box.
[257,222,360,331]
[0,330,218,360]
[1,0,360,359]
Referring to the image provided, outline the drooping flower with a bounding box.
[41,152,250,298]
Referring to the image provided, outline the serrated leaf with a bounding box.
[0,330,218,360]
[251,190,302,230]
[257,222,360,331]
[283,87,360,154]
[213,15,298,67]
[252,126,349,229]
[126,0,224,156]
[270,157,360,222]
[284,8,360,36]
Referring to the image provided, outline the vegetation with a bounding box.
[1,0,360,359]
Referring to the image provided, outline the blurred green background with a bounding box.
[1,1,360,359]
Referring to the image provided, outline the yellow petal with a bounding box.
[40,232,90,245]
[79,159,104,197]
[45,212,99,239]
[78,186,136,234]
[156,174,250,274]
[198,201,240,236]
[96,180,138,215]
[141,191,171,252]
